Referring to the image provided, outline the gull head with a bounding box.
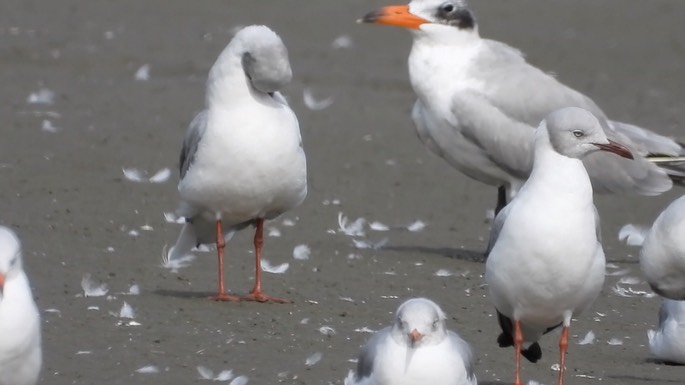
[544,107,634,160]
[0,226,23,299]
[212,25,292,94]
[360,0,477,39]
[391,298,448,348]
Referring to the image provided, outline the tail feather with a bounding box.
[167,222,198,263]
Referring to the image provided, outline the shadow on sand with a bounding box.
[382,245,487,263]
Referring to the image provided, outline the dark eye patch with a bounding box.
[436,2,475,30]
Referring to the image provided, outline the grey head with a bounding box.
[361,0,476,32]
[0,226,23,298]
[544,107,634,160]
[227,25,292,94]
[391,297,448,347]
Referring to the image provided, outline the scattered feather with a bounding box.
[41,119,60,133]
[81,274,108,297]
[339,296,354,302]
[619,276,641,285]
[369,221,390,231]
[352,238,388,250]
[87,306,100,311]
[578,331,595,345]
[260,260,289,274]
[318,326,336,336]
[331,34,353,49]
[76,351,92,355]
[122,168,146,182]
[161,247,196,272]
[44,308,61,314]
[140,224,154,231]
[527,381,544,385]
[303,88,334,111]
[618,224,648,246]
[149,168,171,183]
[267,227,281,237]
[338,212,366,236]
[163,212,185,224]
[354,327,375,333]
[135,365,159,374]
[550,363,560,371]
[128,284,140,295]
[612,284,656,298]
[606,267,631,276]
[128,229,140,237]
[27,88,55,104]
[434,269,453,277]
[197,366,234,381]
[484,209,496,222]
[305,352,323,366]
[229,376,248,385]
[293,244,311,260]
[134,64,151,81]
[347,253,362,260]
[119,302,135,319]
[406,220,427,232]
[607,338,623,346]
[282,219,296,227]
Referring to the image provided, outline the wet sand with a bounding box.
[1,0,684,384]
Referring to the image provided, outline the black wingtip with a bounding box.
[359,10,383,24]
[522,342,542,363]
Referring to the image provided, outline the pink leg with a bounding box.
[242,219,290,303]
[210,219,239,302]
[557,326,569,385]
[514,320,523,385]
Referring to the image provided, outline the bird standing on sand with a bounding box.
[344,298,477,385]
[648,299,685,364]
[484,107,633,385]
[0,226,42,385]
[167,25,307,303]
[360,0,684,213]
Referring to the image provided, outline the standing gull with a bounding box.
[0,227,42,385]
[360,0,684,213]
[344,298,477,385]
[648,299,685,365]
[638,194,685,299]
[166,25,307,303]
[484,108,632,385]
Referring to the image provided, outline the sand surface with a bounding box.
[1,0,684,384]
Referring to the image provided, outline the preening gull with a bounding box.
[166,25,307,303]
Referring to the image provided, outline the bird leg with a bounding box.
[210,219,239,302]
[557,325,569,385]
[514,320,523,385]
[495,185,507,215]
[242,218,290,303]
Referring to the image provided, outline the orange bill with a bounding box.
[360,5,428,30]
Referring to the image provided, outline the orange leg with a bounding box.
[514,320,523,385]
[210,219,239,302]
[242,219,290,303]
[557,326,569,385]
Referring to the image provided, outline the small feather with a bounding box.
[618,224,649,246]
[149,168,171,183]
[135,365,159,374]
[305,352,323,366]
[293,244,311,260]
[81,274,108,297]
[260,260,289,274]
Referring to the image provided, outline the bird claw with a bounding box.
[242,291,290,304]
[210,293,241,302]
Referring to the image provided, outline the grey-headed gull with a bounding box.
[648,299,685,364]
[484,107,632,385]
[167,25,307,303]
[639,194,685,299]
[344,298,477,385]
[0,227,41,385]
[360,0,684,213]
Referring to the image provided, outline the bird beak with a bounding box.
[593,139,634,159]
[409,328,424,346]
[0,273,5,297]
[358,5,428,30]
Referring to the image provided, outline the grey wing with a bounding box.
[450,90,536,180]
[354,327,389,381]
[448,331,477,383]
[180,110,208,179]
[608,120,682,157]
[485,203,511,257]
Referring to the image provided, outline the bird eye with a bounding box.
[573,130,584,138]
[440,3,455,13]
[432,319,439,329]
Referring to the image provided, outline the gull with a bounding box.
[648,299,685,365]
[166,25,307,303]
[0,227,42,385]
[484,108,632,385]
[639,194,685,299]
[344,297,477,385]
[360,0,684,213]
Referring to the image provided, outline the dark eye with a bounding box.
[440,3,455,13]
[432,319,439,329]
[573,130,584,138]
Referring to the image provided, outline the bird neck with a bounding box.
[205,49,254,109]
